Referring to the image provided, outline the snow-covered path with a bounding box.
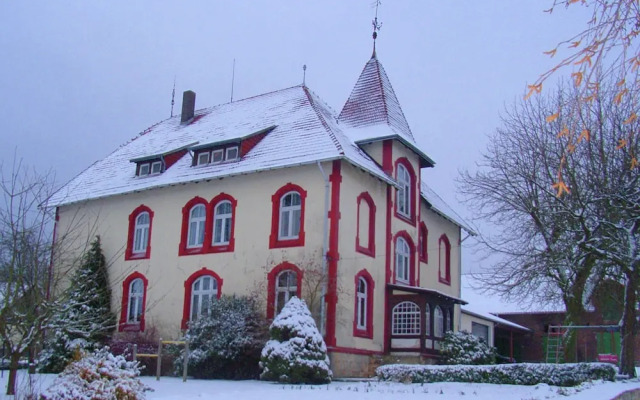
[1,371,639,399]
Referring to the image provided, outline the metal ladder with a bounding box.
[546,325,566,363]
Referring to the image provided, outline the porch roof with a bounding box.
[387,284,467,305]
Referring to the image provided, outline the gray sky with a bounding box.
[0,1,590,310]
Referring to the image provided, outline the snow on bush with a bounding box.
[376,362,616,387]
[440,330,496,365]
[41,348,149,400]
[177,295,267,379]
[260,297,332,384]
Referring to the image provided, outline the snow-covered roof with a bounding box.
[420,182,476,236]
[461,306,531,332]
[48,85,397,207]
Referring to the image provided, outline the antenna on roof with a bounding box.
[302,64,307,86]
[230,59,236,103]
[170,76,176,117]
[371,0,382,58]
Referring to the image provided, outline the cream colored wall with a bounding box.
[460,312,495,347]
[56,163,333,339]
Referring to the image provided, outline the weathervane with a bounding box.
[372,0,382,57]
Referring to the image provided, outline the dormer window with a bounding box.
[151,161,163,174]
[226,147,238,161]
[193,144,240,166]
[139,163,150,176]
[197,152,210,166]
[136,159,163,177]
[212,149,224,163]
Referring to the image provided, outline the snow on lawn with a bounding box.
[1,371,639,400]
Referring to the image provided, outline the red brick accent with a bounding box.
[355,192,376,257]
[181,268,223,330]
[119,272,149,332]
[209,193,237,253]
[419,222,428,264]
[353,269,375,339]
[394,157,417,226]
[438,234,451,285]
[178,196,210,256]
[393,231,417,286]
[269,183,307,249]
[325,160,342,347]
[266,262,303,319]
[125,205,154,261]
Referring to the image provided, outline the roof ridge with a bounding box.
[303,87,344,155]
[372,58,391,127]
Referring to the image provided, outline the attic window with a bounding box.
[226,147,238,161]
[139,164,150,176]
[194,144,240,166]
[136,159,163,177]
[212,149,224,163]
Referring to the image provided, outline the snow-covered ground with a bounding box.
[1,371,639,400]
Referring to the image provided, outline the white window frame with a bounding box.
[275,270,297,315]
[226,146,239,161]
[133,211,150,254]
[472,322,490,343]
[356,277,367,330]
[425,303,431,336]
[190,275,218,321]
[395,237,410,284]
[392,301,421,335]
[211,149,224,164]
[279,191,301,240]
[151,161,163,174]
[127,278,144,323]
[138,163,150,176]
[213,200,232,245]
[396,164,411,218]
[187,204,206,248]
[434,306,444,338]
[197,152,210,165]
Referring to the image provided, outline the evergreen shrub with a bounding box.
[440,330,496,365]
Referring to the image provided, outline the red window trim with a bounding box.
[393,231,416,286]
[178,196,210,256]
[438,234,451,285]
[119,272,149,332]
[125,205,154,260]
[181,268,224,330]
[394,158,417,226]
[209,193,237,253]
[266,262,303,319]
[419,222,428,264]
[353,269,375,339]
[269,183,307,249]
[355,192,376,257]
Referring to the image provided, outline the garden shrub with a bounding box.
[41,348,148,400]
[376,362,616,387]
[177,295,268,379]
[440,330,496,365]
[260,297,331,384]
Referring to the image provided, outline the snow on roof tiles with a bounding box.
[421,181,476,235]
[461,306,531,332]
[48,85,395,207]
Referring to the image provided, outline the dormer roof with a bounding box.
[339,55,434,168]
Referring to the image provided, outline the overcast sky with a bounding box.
[0,1,591,311]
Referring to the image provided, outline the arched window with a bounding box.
[392,301,421,335]
[395,237,410,284]
[353,269,374,338]
[188,204,206,248]
[356,192,376,257]
[419,222,428,263]
[127,278,144,323]
[424,303,431,336]
[279,192,301,239]
[434,306,444,338]
[270,184,307,248]
[190,275,218,321]
[397,164,411,218]
[438,234,451,284]
[447,309,453,332]
[125,205,154,260]
[119,272,148,332]
[275,270,298,315]
[213,200,232,245]
[356,278,367,329]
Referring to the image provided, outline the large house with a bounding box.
[48,48,475,377]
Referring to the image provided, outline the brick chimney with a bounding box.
[181,90,196,123]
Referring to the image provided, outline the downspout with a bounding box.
[317,161,330,336]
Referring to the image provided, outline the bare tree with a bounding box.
[460,79,639,374]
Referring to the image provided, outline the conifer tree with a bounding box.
[39,236,115,372]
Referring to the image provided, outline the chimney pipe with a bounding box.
[181,90,196,123]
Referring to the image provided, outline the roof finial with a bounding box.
[170,76,176,117]
[302,64,307,86]
[372,0,382,58]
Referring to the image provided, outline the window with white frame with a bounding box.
[211,149,224,163]
[138,163,150,176]
[197,152,210,165]
[275,270,297,315]
[226,146,239,160]
[151,161,163,174]
[127,278,144,323]
[187,204,206,248]
[279,192,301,239]
[434,306,444,338]
[396,164,411,217]
[190,275,218,321]
[133,212,150,254]
[213,201,232,245]
[392,301,421,335]
[447,309,453,332]
[356,277,367,330]
[395,237,410,283]
[425,303,431,336]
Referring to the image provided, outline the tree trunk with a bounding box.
[6,351,20,395]
[619,270,637,377]
[563,299,583,362]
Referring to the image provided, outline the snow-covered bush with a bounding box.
[178,295,267,379]
[41,348,148,400]
[440,330,496,365]
[376,362,616,387]
[40,236,115,373]
[260,297,331,384]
